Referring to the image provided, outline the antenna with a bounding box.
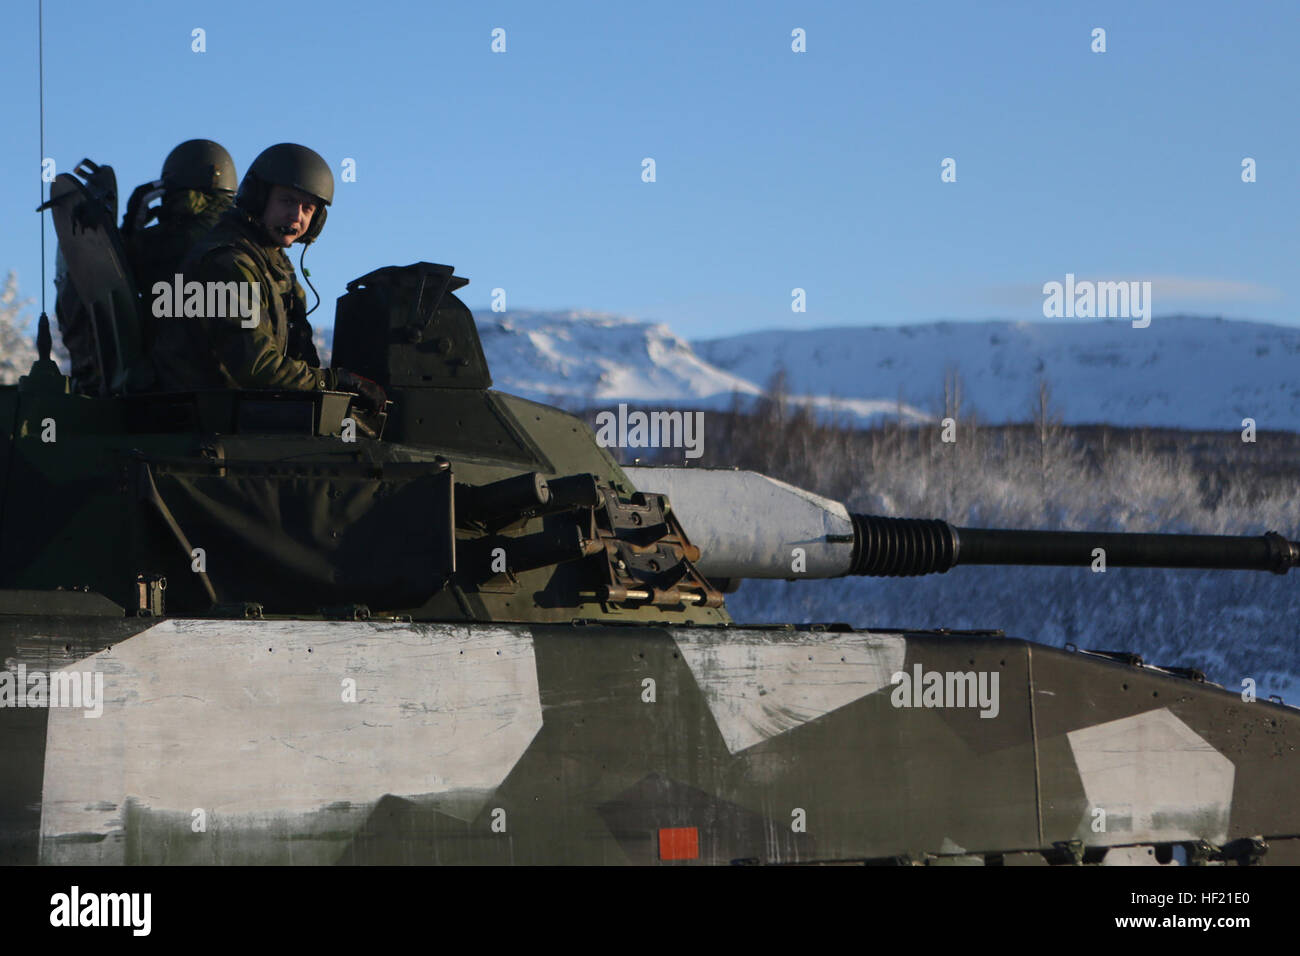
[35,0,51,363]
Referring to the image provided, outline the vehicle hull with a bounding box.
[2,617,1296,865]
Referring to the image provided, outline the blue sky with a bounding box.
[1,0,1296,338]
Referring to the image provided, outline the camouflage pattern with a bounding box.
[151,206,332,392]
[1,260,1295,866]
[2,614,1297,865]
[126,189,233,298]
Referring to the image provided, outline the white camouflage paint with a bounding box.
[624,467,857,578]
[1067,708,1234,846]
[1099,845,1178,866]
[673,629,906,753]
[39,620,543,863]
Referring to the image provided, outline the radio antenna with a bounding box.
[34,0,51,362]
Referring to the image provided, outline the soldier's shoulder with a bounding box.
[129,217,166,246]
[124,222,169,276]
[176,212,221,246]
[184,242,261,280]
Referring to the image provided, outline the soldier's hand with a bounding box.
[334,368,388,414]
[122,180,165,236]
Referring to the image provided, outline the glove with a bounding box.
[121,180,165,237]
[333,368,388,414]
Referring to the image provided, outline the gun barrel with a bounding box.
[624,467,1300,580]
[849,514,1299,577]
[956,526,1297,573]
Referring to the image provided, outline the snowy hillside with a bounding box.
[696,316,1300,430]
[473,310,932,424]
[468,310,1300,430]
[476,311,759,404]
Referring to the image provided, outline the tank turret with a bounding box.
[6,249,1296,626]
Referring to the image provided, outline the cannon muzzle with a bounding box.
[624,467,1300,580]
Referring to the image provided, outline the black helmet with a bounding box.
[161,139,237,194]
[235,143,333,244]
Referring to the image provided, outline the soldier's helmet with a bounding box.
[161,139,238,195]
[236,143,334,244]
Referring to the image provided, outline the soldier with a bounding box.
[122,139,238,296]
[152,142,385,412]
[52,144,222,396]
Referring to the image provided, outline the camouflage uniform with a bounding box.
[127,189,233,295]
[152,206,334,392]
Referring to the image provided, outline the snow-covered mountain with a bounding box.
[471,311,1300,430]
[695,316,1300,430]
[476,310,760,405]
[473,310,931,424]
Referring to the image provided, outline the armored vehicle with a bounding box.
[1,160,1297,865]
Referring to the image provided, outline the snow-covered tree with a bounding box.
[0,272,38,383]
[0,271,73,382]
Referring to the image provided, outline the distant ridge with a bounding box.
[469,311,1300,430]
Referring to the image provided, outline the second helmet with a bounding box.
[161,139,237,194]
